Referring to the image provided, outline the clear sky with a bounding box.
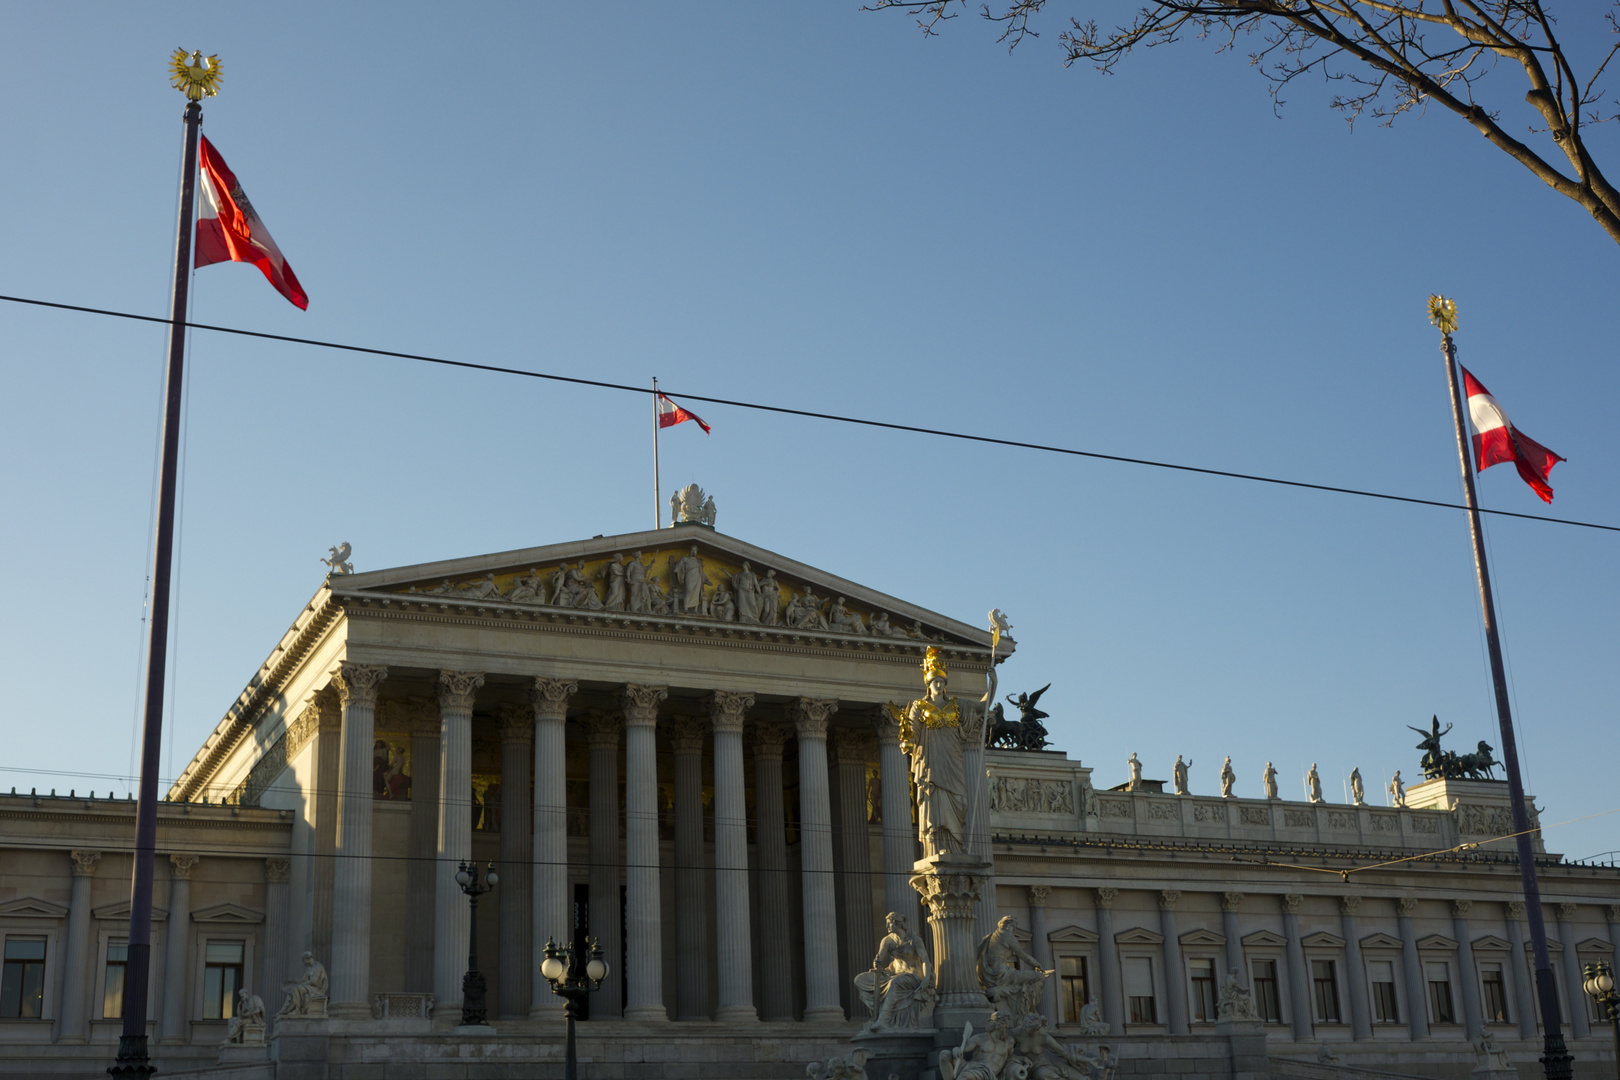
[1,4,1614,863]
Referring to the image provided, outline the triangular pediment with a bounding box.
[0,897,67,919]
[1180,928,1227,947]
[191,902,263,924]
[1115,927,1164,946]
[331,524,999,650]
[1532,938,1564,953]
[1416,934,1457,951]
[93,902,168,922]
[1360,933,1403,950]
[1049,925,1099,946]
[1242,930,1288,948]
[1301,931,1346,949]
[1578,937,1615,954]
[1470,935,1512,952]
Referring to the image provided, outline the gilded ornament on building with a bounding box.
[169,49,222,101]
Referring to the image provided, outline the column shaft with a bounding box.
[672,716,710,1020]
[56,851,99,1043]
[710,692,757,1022]
[530,678,576,1019]
[1397,901,1430,1040]
[330,662,387,1017]
[158,855,197,1043]
[1221,893,1245,985]
[751,723,794,1020]
[405,706,441,993]
[310,694,341,967]
[1341,898,1371,1040]
[1452,900,1483,1039]
[264,858,290,1036]
[587,711,624,1018]
[1095,890,1123,1034]
[1160,892,1188,1035]
[1506,902,1537,1039]
[433,670,483,1012]
[621,683,669,1021]
[875,716,920,932]
[1027,888,1054,1023]
[497,706,534,1019]
[1556,905,1590,1038]
[833,728,877,1019]
[795,698,844,1021]
[1281,896,1312,1042]
[962,709,995,948]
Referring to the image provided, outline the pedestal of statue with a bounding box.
[910,852,993,1042]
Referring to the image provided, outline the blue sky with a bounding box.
[1,4,1614,861]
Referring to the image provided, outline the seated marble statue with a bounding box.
[939,1013,1019,1080]
[1077,998,1109,1036]
[1011,1012,1092,1080]
[976,916,1050,1017]
[854,912,934,1031]
[277,951,329,1018]
[223,988,266,1044]
[1216,967,1257,1021]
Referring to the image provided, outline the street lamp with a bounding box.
[1583,961,1620,1080]
[453,860,498,1027]
[540,935,609,1080]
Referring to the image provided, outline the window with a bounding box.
[1058,956,1091,1024]
[1426,961,1455,1024]
[1189,958,1217,1023]
[1480,963,1509,1024]
[1311,960,1341,1023]
[1252,959,1282,1023]
[1125,957,1157,1024]
[1,938,47,1018]
[1368,960,1399,1024]
[103,940,129,1019]
[202,941,245,1020]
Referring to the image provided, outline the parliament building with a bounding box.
[2,519,1617,1079]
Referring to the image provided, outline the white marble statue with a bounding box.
[626,551,651,613]
[1070,1044,1116,1080]
[1472,1029,1512,1070]
[758,569,782,625]
[1126,753,1143,792]
[730,561,761,624]
[507,568,545,604]
[1220,756,1236,799]
[806,1047,871,1080]
[1306,763,1324,804]
[671,546,706,614]
[938,1014,1019,1080]
[602,555,627,611]
[1076,998,1110,1036]
[1172,755,1192,796]
[1262,761,1279,800]
[1316,1043,1340,1065]
[700,494,717,527]
[222,987,266,1045]
[1389,770,1407,808]
[321,542,353,576]
[1216,967,1257,1021]
[828,597,867,635]
[893,648,968,856]
[1350,767,1366,806]
[670,483,713,526]
[854,912,935,1031]
[977,916,1050,1017]
[277,952,328,1018]
[1012,1012,1092,1080]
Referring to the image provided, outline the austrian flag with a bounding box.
[195,136,308,310]
[656,392,710,434]
[1462,366,1565,503]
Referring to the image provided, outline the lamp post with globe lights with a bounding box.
[1583,961,1620,1080]
[541,936,609,1080]
[454,861,497,1027]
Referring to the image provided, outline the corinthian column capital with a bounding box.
[1158,890,1182,911]
[748,720,791,760]
[793,698,839,739]
[669,716,708,756]
[1451,898,1473,918]
[874,705,903,747]
[1340,895,1362,916]
[497,704,535,743]
[1222,891,1245,913]
[530,677,579,723]
[334,663,388,707]
[437,670,485,712]
[707,691,756,735]
[265,857,291,883]
[832,727,878,766]
[70,850,101,877]
[169,853,200,880]
[620,684,668,726]
[584,709,623,748]
[1280,893,1303,915]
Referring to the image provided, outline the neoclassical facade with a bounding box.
[2,521,1616,1079]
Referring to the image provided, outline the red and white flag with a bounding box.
[656,392,710,433]
[1461,366,1565,503]
[195,136,308,310]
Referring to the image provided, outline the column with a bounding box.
[1556,904,1590,1038]
[586,710,624,1018]
[158,854,198,1043]
[1505,901,1536,1038]
[404,700,441,994]
[433,669,484,1013]
[795,697,844,1021]
[1396,898,1430,1040]
[1221,892,1245,983]
[874,708,920,932]
[496,704,534,1019]
[962,703,995,948]
[1340,896,1371,1040]
[750,721,795,1021]
[672,715,710,1020]
[621,683,669,1021]
[1281,894,1313,1042]
[1159,890,1189,1034]
[833,727,877,1019]
[55,850,100,1043]
[307,690,342,967]
[264,857,291,1033]
[530,676,576,1020]
[1027,886,1055,1023]
[330,661,388,1018]
[1452,899,1484,1039]
[709,691,757,1022]
[1095,888,1123,1034]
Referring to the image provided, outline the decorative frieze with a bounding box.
[240,733,287,807]
[1370,813,1398,833]
[1411,815,1439,834]
[1239,806,1270,826]
[1284,810,1314,828]
[988,776,1074,815]
[1098,798,1131,819]
[1148,801,1178,822]
[1456,804,1515,837]
[1193,803,1225,824]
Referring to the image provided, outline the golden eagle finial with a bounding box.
[1427,295,1458,336]
[169,49,222,101]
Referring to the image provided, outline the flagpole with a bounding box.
[652,377,661,529]
[1432,297,1571,1080]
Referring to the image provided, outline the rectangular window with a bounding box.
[1125,957,1157,1025]
[1058,955,1090,1025]
[1426,961,1455,1024]
[202,941,245,1020]
[1,938,47,1018]
[1189,958,1217,1023]
[1480,963,1508,1024]
[1252,959,1282,1023]
[1368,960,1399,1024]
[103,940,129,1019]
[1311,959,1341,1023]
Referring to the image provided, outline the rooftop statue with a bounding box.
[1408,715,1504,780]
[321,542,353,576]
[670,483,716,527]
[1409,715,1453,779]
[989,684,1052,751]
